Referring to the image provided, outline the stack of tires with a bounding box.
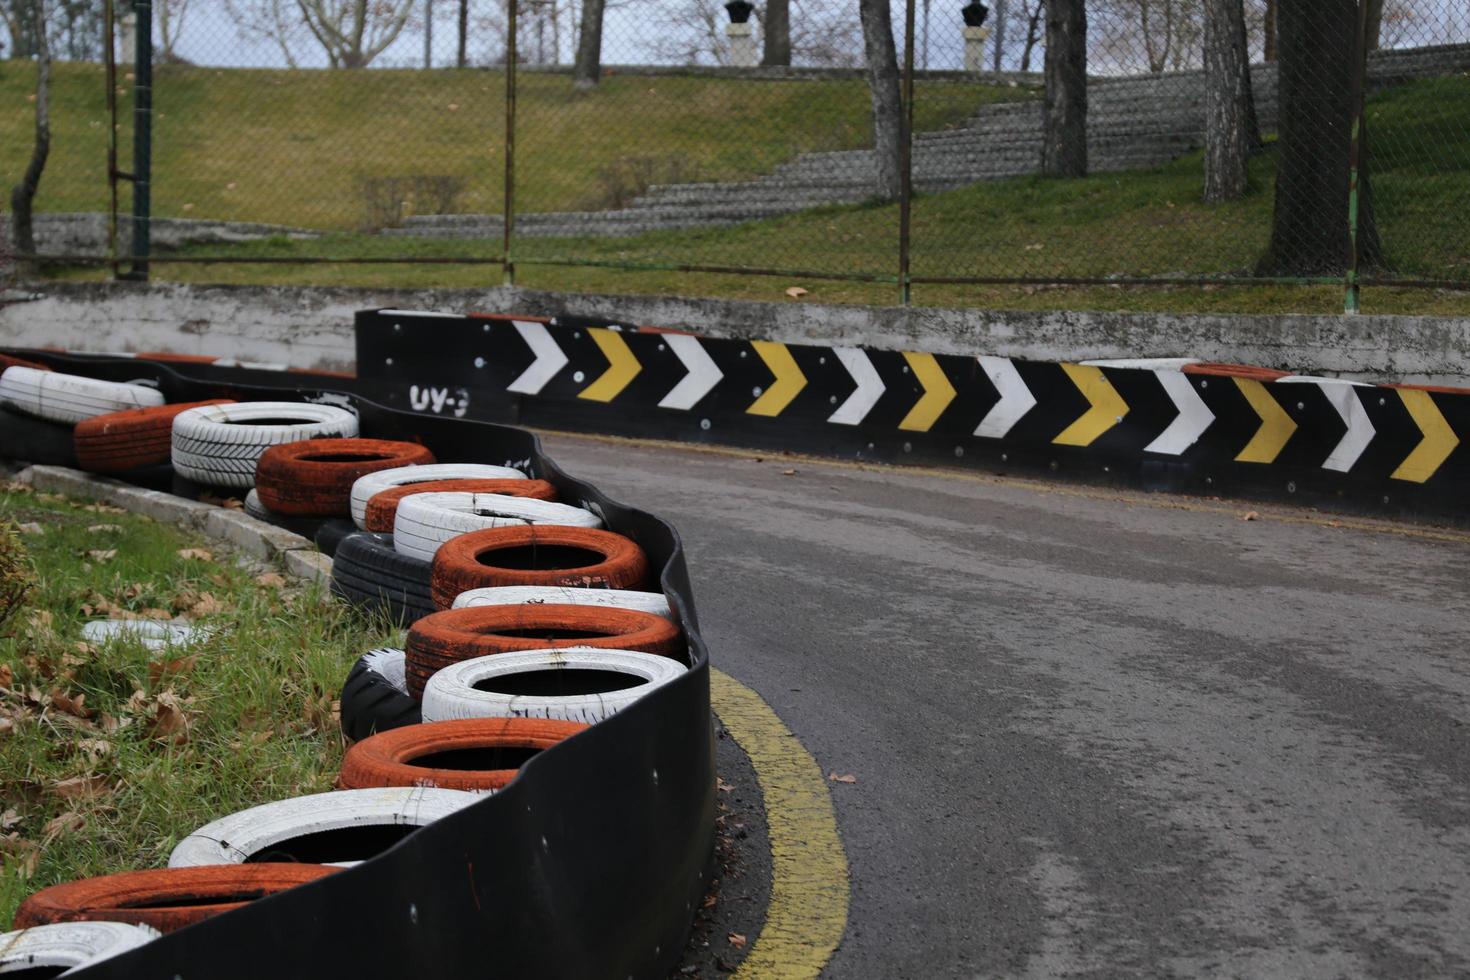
[3,379,700,975]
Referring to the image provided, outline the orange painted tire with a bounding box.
[363,478,558,533]
[11,864,336,933]
[254,438,436,516]
[133,352,217,364]
[405,604,683,698]
[0,354,51,373]
[337,717,588,792]
[429,525,651,610]
[73,399,235,474]
[1181,362,1290,382]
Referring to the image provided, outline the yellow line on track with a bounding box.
[711,668,849,979]
[536,428,1470,547]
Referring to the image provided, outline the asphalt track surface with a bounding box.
[541,432,1470,980]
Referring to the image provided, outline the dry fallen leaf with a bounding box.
[1,836,40,876]
[16,522,43,536]
[49,690,93,720]
[147,656,197,686]
[50,775,111,800]
[189,593,225,617]
[717,778,734,793]
[178,548,214,562]
[87,524,123,533]
[42,811,86,840]
[0,809,20,831]
[0,664,13,690]
[828,772,857,784]
[150,690,193,742]
[255,572,287,588]
[87,550,118,563]
[782,469,797,476]
[728,932,748,949]
[0,717,13,736]
[783,286,809,299]
[82,503,126,515]
[1241,511,1259,522]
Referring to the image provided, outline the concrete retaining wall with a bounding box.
[1,281,1466,386]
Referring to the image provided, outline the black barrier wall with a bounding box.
[352,311,1470,525]
[0,353,715,980]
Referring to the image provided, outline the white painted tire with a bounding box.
[452,585,674,622]
[0,366,164,425]
[0,920,160,974]
[350,463,529,529]
[168,787,478,869]
[243,488,269,521]
[392,492,603,562]
[363,647,409,695]
[170,401,359,489]
[421,647,687,724]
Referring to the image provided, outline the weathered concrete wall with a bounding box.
[1,281,1467,386]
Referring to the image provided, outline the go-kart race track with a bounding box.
[542,431,1470,978]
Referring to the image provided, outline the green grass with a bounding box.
[0,485,395,922]
[0,60,1027,229]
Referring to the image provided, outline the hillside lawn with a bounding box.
[4,61,1467,314]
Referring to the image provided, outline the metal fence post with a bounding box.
[898,0,917,306]
[129,0,153,281]
[502,0,517,287]
[104,0,120,280]
[1344,0,1371,315]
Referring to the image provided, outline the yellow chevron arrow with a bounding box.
[578,328,642,402]
[747,341,807,416]
[898,352,958,432]
[1392,388,1459,483]
[1233,377,1297,463]
[1053,364,1129,447]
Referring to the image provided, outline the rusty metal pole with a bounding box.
[503,0,518,287]
[1344,0,1370,315]
[898,0,916,305]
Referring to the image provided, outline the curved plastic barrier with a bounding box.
[0,352,714,980]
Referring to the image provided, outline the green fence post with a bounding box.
[128,0,153,281]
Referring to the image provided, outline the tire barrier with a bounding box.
[0,921,161,974]
[355,309,1470,524]
[168,787,480,868]
[452,585,674,621]
[255,438,436,516]
[0,349,717,980]
[171,401,360,489]
[350,462,529,529]
[337,717,588,792]
[362,477,558,532]
[329,532,436,626]
[430,526,652,610]
[391,492,603,563]
[339,648,422,742]
[0,352,51,372]
[312,518,358,559]
[242,488,330,543]
[404,604,684,698]
[12,865,338,933]
[0,365,164,425]
[74,400,235,474]
[421,647,689,724]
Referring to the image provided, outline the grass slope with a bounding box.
[0,485,394,923]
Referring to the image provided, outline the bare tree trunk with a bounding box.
[1203,0,1257,201]
[1259,0,1381,275]
[456,0,467,65]
[1365,0,1383,50]
[1262,0,1275,61]
[9,0,50,272]
[572,0,604,88]
[761,0,790,65]
[1040,0,1085,177]
[858,0,902,200]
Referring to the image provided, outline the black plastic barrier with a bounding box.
[350,310,1470,525]
[0,352,715,980]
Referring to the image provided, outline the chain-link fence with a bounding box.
[1,0,1467,309]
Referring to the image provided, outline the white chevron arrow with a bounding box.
[1281,377,1376,472]
[658,334,723,410]
[506,320,569,395]
[1144,370,1215,455]
[974,356,1037,439]
[828,348,885,425]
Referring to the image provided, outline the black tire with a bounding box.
[330,532,436,625]
[244,489,328,542]
[340,649,422,742]
[313,518,357,559]
[0,406,77,466]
